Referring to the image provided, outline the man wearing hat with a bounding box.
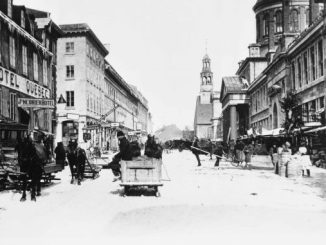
[108,131,132,181]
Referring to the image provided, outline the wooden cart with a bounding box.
[120,157,163,197]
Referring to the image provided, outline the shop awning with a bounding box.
[304,126,326,134]
[0,116,28,131]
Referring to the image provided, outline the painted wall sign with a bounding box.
[0,65,50,98]
[18,98,55,109]
[67,113,80,120]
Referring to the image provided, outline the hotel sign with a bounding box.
[18,98,55,109]
[0,65,50,98]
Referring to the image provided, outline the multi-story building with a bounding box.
[220,0,325,142]
[56,23,109,147]
[0,0,60,146]
[56,23,152,148]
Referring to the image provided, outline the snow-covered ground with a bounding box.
[1,151,326,245]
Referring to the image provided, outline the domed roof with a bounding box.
[253,0,282,11]
[253,0,308,11]
[203,54,210,60]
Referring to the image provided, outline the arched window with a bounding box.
[263,14,270,36]
[289,9,299,32]
[273,104,278,129]
[202,76,207,84]
[305,8,310,28]
[256,16,261,40]
[207,76,211,84]
[275,11,283,33]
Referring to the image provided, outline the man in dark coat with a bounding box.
[54,142,66,168]
[76,146,87,185]
[214,143,224,167]
[108,131,132,181]
[191,136,201,167]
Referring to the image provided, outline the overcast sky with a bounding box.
[15,0,257,130]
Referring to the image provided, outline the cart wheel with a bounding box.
[155,190,161,197]
[154,186,160,197]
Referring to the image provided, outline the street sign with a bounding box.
[67,113,80,120]
[18,98,55,109]
[111,122,120,127]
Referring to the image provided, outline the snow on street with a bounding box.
[1,151,326,244]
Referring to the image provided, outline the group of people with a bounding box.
[269,140,310,176]
[107,131,163,181]
[191,137,254,168]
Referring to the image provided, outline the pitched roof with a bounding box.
[194,96,213,125]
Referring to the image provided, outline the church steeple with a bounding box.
[199,53,213,104]
[201,54,213,87]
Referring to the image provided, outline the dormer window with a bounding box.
[8,0,12,18]
[21,10,25,28]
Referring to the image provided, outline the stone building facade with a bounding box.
[56,23,151,148]
[220,0,326,141]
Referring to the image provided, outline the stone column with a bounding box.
[230,105,237,141]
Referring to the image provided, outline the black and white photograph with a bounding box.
[1,0,326,244]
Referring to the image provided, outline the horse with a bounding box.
[20,138,46,202]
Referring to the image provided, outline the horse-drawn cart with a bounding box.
[120,157,163,197]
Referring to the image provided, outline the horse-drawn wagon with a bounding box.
[120,156,163,197]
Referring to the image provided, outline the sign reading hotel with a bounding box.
[18,98,55,109]
[0,65,50,99]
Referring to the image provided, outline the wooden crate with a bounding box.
[120,157,162,186]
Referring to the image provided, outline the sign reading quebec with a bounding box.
[0,65,50,98]
[18,98,55,109]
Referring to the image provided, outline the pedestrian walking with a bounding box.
[213,142,223,167]
[243,141,254,169]
[67,140,78,184]
[54,142,66,168]
[76,146,87,184]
